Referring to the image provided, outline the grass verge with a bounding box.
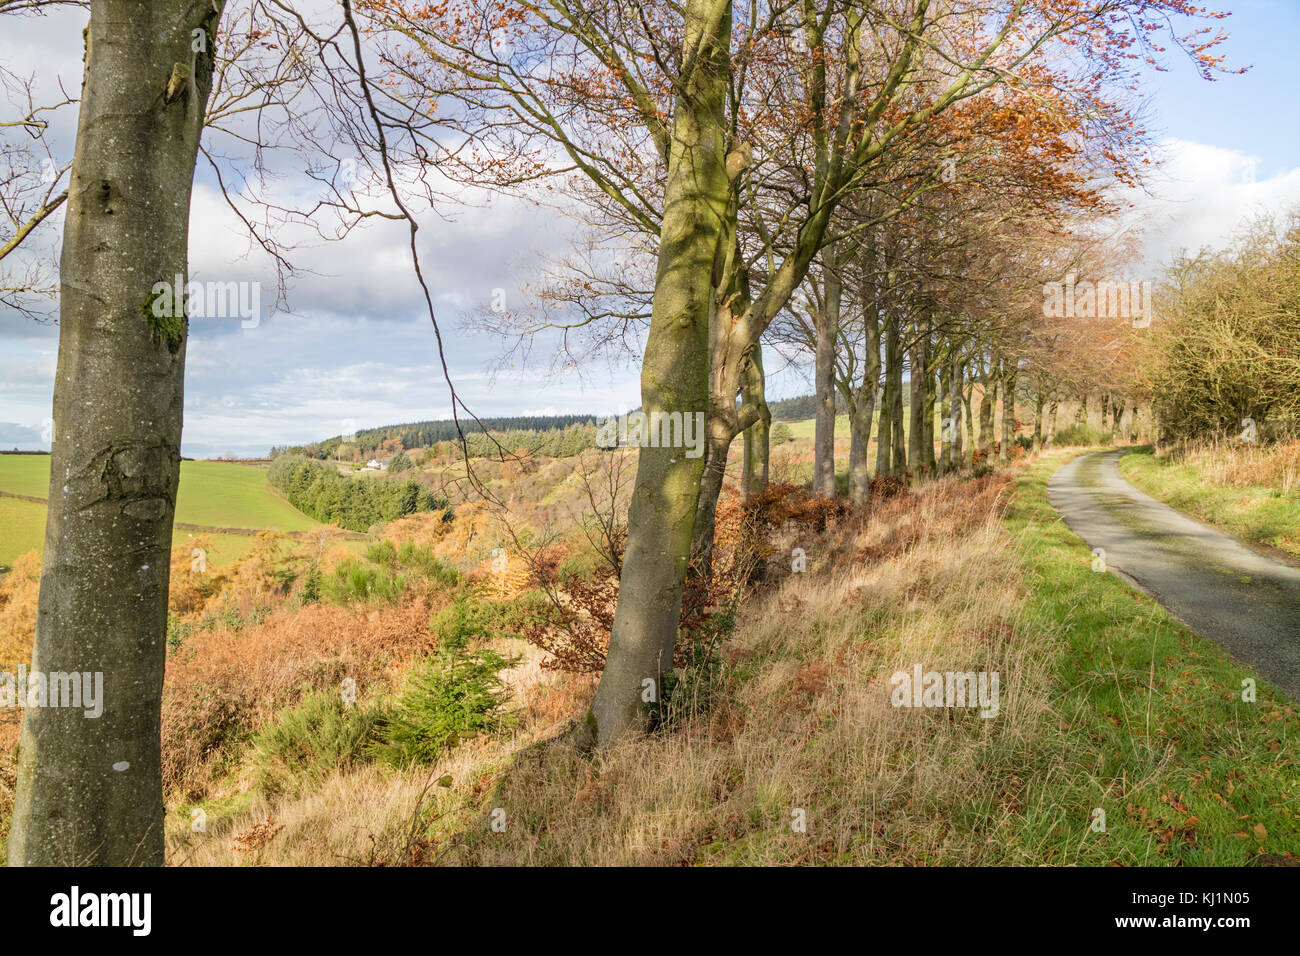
[1118,444,1300,558]
[1005,449,1298,864]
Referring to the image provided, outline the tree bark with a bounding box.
[921,339,937,475]
[847,294,881,505]
[812,251,841,497]
[583,0,732,748]
[907,334,926,478]
[9,0,224,867]
[875,316,895,479]
[939,351,953,475]
[950,353,965,469]
[978,377,995,458]
[740,346,770,498]
[889,326,906,478]
[999,362,1017,462]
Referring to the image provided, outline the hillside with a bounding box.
[0,457,323,568]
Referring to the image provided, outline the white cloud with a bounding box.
[1127,138,1300,266]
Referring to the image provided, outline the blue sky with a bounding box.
[1,3,1298,457]
[1136,0,1300,180]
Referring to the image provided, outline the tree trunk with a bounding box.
[9,0,225,867]
[1046,398,1059,447]
[907,334,925,478]
[978,378,995,458]
[740,347,770,498]
[848,300,881,505]
[1032,389,1046,450]
[876,312,899,477]
[813,252,841,497]
[951,354,965,469]
[999,363,1017,462]
[583,0,731,748]
[922,342,938,475]
[939,350,953,475]
[889,328,906,478]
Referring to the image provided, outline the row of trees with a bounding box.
[267,455,449,531]
[0,0,1232,863]
[372,0,1226,745]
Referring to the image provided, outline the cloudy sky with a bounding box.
[2,1,1298,457]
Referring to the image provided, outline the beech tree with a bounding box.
[6,0,229,867]
[4,0,457,865]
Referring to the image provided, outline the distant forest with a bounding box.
[272,396,847,461]
[273,414,600,459]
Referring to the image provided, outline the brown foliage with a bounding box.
[869,473,910,501]
[161,597,436,800]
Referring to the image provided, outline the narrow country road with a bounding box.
[1049,449,1300,700]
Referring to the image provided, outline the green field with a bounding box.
[0,497,46,566]
[0,456,318,568]
[0,455,51,498]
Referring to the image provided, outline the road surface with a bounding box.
[1049,449,1300,700]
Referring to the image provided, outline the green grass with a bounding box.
[782,414,854,440]
[1119,446,1300,558]
[0,457,319,569]
[174,461,320,530]
[173,531,262,567]
[0,497,46,567]
[1002,450,1299,864]
[0,456,317,530]
[0,456,51,497]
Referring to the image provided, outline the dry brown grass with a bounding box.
[161,596,438,801]
[168,638,595,866]
[1160,437,1300,494]
[171,467,1054,866]
[0,551,40,753]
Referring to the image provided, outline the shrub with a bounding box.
[870,473,909,500]
[376,649,518,766]
[366,540,397,564]
[252,691,386,797]
[770,422,793,446]
[301,564,322,603]
[396,542,461,587]
[1151,214,1300,441]
[324,559,405,605]
[1052,423,1113,447]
